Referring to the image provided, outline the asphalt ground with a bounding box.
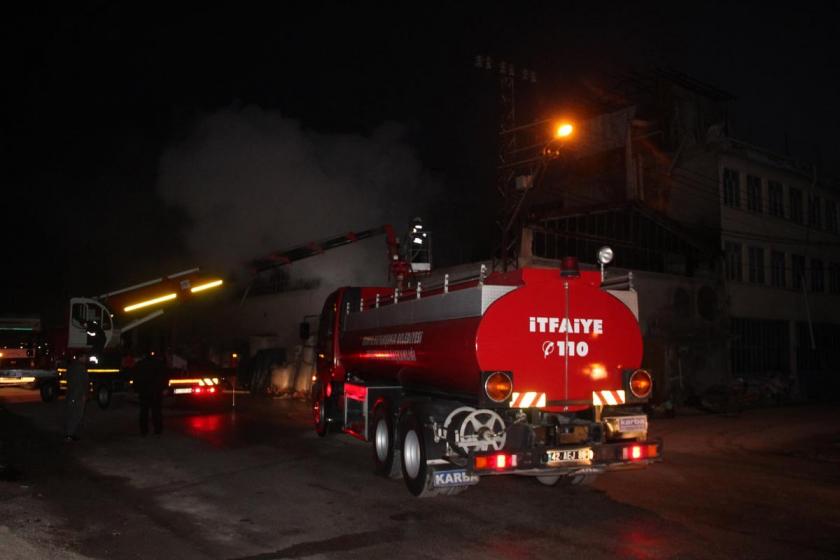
[1,387,839,560]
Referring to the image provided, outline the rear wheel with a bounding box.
[399,410,467,497]
[96,384,112,409]
[312,385,330,437]
[372,404,401,478]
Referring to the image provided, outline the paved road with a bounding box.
[1,387,838,559]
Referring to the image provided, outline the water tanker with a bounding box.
[312,259,661,496]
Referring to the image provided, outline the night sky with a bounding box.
[3,2,837,320]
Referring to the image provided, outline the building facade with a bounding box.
[519,70,840,398]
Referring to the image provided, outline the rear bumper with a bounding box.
[470,438,663,477]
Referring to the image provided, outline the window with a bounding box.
[826,200,838,234]
[808,194,821,228]
[770,251,786,288]
[789,188,803,224]
[811,259,824,292]
[748,246,765,284]
[768,181,784,217]
[725,241,742,281]
[723,168,740,208]
[746,175,762,212]
[829,263,840,294]
[730,318,789,374]
[792,254,805,289]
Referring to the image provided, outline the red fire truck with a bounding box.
[311,254,661,496]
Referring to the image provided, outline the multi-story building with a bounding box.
[517,69,840,399]
[714,141,840,396]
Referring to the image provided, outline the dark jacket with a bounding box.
[133,355,168,398]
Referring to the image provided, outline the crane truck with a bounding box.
[311,252,661,497]
[38,268,225,407]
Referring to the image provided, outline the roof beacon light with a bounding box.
[560,256,580,277]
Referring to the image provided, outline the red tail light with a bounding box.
[622,443,658,461]
[475,453,518,471]
[208,387,216,394]
[194,387,203,394]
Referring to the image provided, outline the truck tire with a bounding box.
[399,410,467,498]
[313,385,330,437]
[96,384,112,410]
[372,403,401,478]
[40,381,58,403]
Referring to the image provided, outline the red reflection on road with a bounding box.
[617,526,676,559]
[188,414,222,433]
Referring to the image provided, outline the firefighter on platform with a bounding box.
[133,347,168,436]
[64,351,89,441]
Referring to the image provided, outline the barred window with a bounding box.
[792,254,805,290]
[768,181,784,218]
[811,259,824,292]
[789,188,803,224]
[808,194,822,229]
[748,246,765,284]
[723,168,740,208]
[730,318,789,374]
[770,251,786,288]
[725,241,742,281]
[747,175,763,212]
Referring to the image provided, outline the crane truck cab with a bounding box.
[311,252,661,497]
[38,269,225,407]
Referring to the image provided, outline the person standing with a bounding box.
[133,350,168,436]
[64,352,89,441]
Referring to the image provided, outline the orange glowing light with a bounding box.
[555,122,574,138]
[591,363,608,380]
[190,279,223,293]
[124,292,177,312]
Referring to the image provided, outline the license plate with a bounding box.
[546,448,593,466]
[617,415,648,433]
[173,387,192,395]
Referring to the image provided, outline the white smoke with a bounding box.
[157,106,438,286]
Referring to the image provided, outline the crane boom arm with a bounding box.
[250,225,401,274]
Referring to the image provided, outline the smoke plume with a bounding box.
[157,106,439,287]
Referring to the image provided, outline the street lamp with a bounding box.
[555,122,574,138]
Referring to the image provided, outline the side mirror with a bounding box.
[299,321,311,340]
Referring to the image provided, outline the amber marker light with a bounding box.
[630,369,653,398]
[485,371,513,402]
[555,122,574,138]
[124,293,177,312]
[190,279,224,293]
